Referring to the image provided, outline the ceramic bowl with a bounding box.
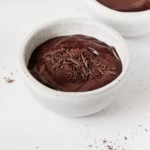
[84,0,150,37]
[20,18,129,117]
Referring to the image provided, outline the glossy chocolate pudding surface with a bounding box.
[97,0,150,11]
[28,35,122,92]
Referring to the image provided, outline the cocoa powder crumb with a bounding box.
[103,139,107,144]
[145,128,149,132]
[107,145,113,150]
[138,124,143,128]
[4,77,15,83]
[88,145,93,148]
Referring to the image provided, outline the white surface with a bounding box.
[0,0,150,149]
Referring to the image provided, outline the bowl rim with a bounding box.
[85,0,150,17]
[20,18,130,97]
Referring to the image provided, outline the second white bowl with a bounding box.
[84,0,150,37]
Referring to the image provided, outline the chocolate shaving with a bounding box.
[52,58,64,68]
[112,48,120,61]
[48,48,64,56]
[80,53,88,69]
[68,58,80,66]
[107,67,116,70]
[106,70,117,75]
[98,69,105,75]
[39,64,45,75]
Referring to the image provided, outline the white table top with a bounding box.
[0,0,150,149]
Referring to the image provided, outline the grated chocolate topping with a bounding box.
[28,35,122,92]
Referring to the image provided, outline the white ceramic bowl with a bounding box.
[20,18,129,117]
[84,0,150,37]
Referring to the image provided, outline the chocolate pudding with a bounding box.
[97,0,150,12]
[28,35,122,92]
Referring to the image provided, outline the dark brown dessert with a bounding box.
[28,35,122,92]
[97,0,150,12]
